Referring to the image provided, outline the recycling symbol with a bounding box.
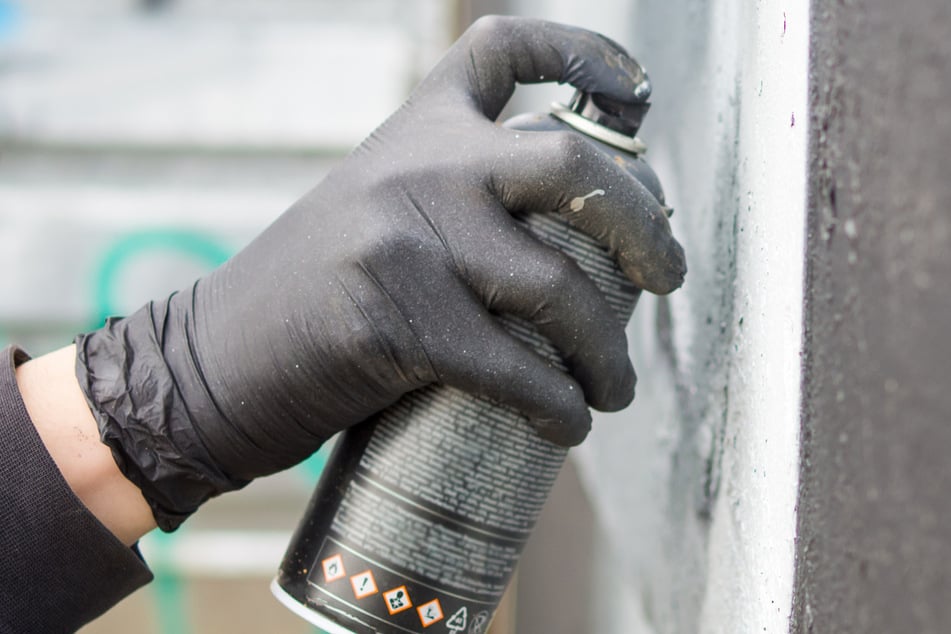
[446,606,466,632]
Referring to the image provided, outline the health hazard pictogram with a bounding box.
[321,554,345,583]
[349,570,378,599]
[446,606,467,632]
[382,585,412,615]
[416,598,443,627]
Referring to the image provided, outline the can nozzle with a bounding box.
[567,91,651,138]
[550,89,649,155]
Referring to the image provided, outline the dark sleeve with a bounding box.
[0,346,153,633]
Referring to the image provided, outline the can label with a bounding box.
[296,380,566,633]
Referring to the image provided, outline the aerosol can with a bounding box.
[272,83,668,634]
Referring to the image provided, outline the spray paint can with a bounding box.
[272,88,667,634]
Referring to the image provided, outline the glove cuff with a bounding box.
[75,289,249,532]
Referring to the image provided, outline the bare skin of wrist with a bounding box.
[15,345,156,546]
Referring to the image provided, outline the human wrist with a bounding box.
[76,291,249,532]
[16,344,156,545]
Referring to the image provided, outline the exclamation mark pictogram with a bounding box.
[350,570,378,599]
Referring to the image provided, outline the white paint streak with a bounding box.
[474,1,808,630]
[568,188,606,212]
[570,0,808,632]
[698,1,808,631]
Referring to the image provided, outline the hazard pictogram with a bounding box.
[416,598,443,627]
[321,554,345,582]
[469,610,490,634]
[446,606,467,632]
[349,570,378,599]
[382,585,412,615]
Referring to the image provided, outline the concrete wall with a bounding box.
[793,1,951,631]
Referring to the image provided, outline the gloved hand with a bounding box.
[76,16,687,531]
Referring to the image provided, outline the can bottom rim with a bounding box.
[270,578,356,634]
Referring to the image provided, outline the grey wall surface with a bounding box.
[793,0,951,632]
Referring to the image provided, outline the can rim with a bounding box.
[550,101,648,155]
[270,578,356,634]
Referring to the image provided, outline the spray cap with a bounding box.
[568,91,651,137]
[550,89,650,155]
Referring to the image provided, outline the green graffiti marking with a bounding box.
[92,228,232,327]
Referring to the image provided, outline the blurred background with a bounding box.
[1,1,627,632]
[4,1,943,633]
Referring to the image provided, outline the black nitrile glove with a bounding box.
[76,16,687,531]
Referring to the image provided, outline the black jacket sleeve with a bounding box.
[0,346,153,633]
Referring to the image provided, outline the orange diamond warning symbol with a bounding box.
[321,554,345,583]
[417,598,444,627]
[350,570,378,599]
[382,585,412,615]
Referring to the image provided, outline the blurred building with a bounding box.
[1,2,457,633]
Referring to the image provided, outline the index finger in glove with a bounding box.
[423,15,651,120]
[491,129,687,294]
